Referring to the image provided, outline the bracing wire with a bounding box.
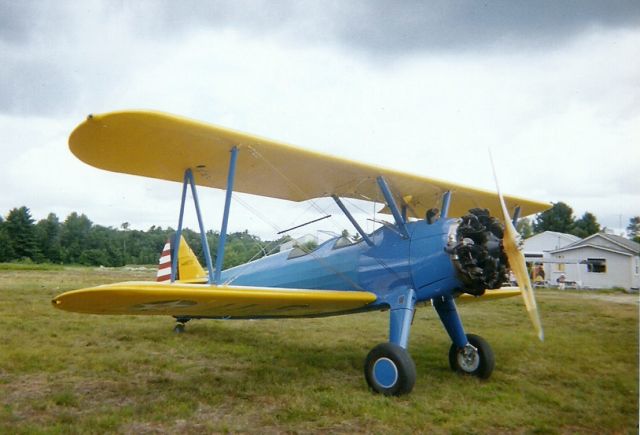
[246,145,345,234]
[217,145,403,288]
[223,192,365,289]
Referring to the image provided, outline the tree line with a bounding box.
[516,202,600,239]
[0,204,637,267]
[516,201,639,243]
[517,202,640,242]
[0,206,288,268]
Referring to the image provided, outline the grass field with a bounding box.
[1,267,638,434]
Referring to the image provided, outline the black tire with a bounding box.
[364,343,416,396]
[448,333,494,379]
[173,323,186,334]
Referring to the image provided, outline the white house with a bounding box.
[549,233,640,290]
[523,231,581,282]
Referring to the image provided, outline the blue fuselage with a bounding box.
[220,218,463,310]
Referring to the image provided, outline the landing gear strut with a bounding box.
[365,288,417,396]
[434,297,495,379]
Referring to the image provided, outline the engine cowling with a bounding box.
[448,208,509,296]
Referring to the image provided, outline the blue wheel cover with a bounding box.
[373,357,398,388]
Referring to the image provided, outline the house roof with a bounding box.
[601,233,640,253]
[523,231,582,255]
[525,231,581,243]
[551,232,640,256]
[550,243,634,257]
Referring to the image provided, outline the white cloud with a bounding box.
[0,6,638,240]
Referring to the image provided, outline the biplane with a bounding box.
[53,111,548,396]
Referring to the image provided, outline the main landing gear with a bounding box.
[449,333,494,378]
[364,292,495,396]
[364,288,417,396]
[433,296,495,379]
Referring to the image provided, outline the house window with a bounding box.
[586,258,606,273]
[556,255,565,272]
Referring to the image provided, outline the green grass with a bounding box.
[1,267,637,433]
[0,262,65,271]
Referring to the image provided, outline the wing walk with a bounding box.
[70,111,549,219]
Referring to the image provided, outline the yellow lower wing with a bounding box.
[457,287,521,304]
[52,282,377,318]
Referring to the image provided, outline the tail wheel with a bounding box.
[449,333,495,379]
[364,343,416,396]
[173,316,190,334]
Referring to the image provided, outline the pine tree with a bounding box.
[516,217,533,238]
[627,216,640,243]
[35,213,62,262]
[0,216,15,262]
[5,206,39,261]
[533,202,575,234]
[60,212,93,263]
[571,212,601,238]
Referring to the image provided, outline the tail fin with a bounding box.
[176,236,207,281]
[156,236,207,282]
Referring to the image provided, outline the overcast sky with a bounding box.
[1,0,638,241]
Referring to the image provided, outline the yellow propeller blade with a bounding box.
[490,154,544,341]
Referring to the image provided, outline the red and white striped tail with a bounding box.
[156,240,172,282]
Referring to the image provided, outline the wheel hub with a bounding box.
[373,357,399,388]
[458,344,480,372]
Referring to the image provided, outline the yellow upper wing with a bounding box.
[70,110,549,218]
[52,282,377,318]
